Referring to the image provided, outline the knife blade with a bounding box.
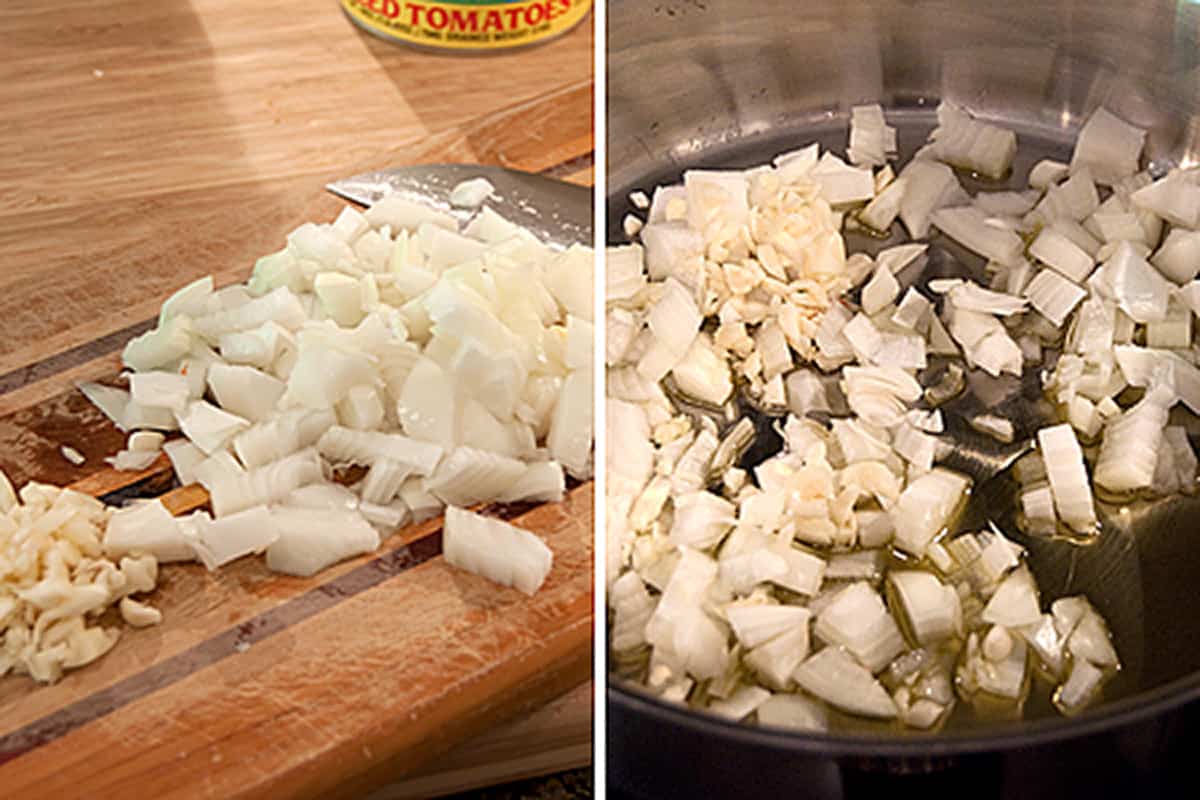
[326,164,592,250]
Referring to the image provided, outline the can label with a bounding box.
[341,0,591,51]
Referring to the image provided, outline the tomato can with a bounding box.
[340,0,592,52]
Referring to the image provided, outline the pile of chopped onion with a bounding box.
[82,178,591,589]
[606,102,1188,730]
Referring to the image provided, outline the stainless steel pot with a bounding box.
[607,2,1200,797]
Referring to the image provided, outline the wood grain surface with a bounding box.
[0,1,594,796]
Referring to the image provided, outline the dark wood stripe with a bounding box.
[0,318,155,397]
[0,532,443,764]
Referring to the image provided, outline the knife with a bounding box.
[326,164,592,250]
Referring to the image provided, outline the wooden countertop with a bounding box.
[0,1,593,796]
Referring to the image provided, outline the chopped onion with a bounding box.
[1091,241,1172,323]
[265,506,379,577]
[427,446,525,506]
[928,102,1017,180]
[932,206,1023,267]
[792,646,897,718]
[188,505,279,571]
[442,505,553,596]
[1024,269,1086,327]
[1151,228,1200,284]
[1029,159,1069,190]
[982,566,1042,628]
[1037,424,1097,534]
[176,400,250,455]
[129,371,190,414]
[861,263,900,315]
[814,582,905,672]
[1094,384,1170,493]
[891,469,970,558]
[859,176,907,232]
[1070,107,1145,185]
[891,287,931,330]
[810,153,875,205]
[1130,171,1200,228]
[899,161,965,239]
[206,363,285,423]
[745,622,812,689]
[848,104,896,168]
[105,499,192,563]
[708,685,773,721]
[889,570,960,645]
[105,449,158,471]
[725,604,812,650]
[946,282,1028,317]
[1029,228,1095,284]
[755,693,828,731]
[79,382,131,432]
[1054,657,1105,715]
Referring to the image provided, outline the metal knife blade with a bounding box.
[326,164,592,249]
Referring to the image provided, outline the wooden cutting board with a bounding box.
[0,2,594,796]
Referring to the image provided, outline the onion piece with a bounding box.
[891,469,970,558]
[105,449,158,471]
[745,622,812,690]
[176,400,250,455]
[899,161,965,239]
[1070,107,1145,185]
[1094,384,1171,493]
[792,646,897,719]
[442,505,553,596]
[206,363,285,424]
[1091,241,1172,323]
[265,506,380,577]
[129,372,190,414]
[669,491,736,549]
[981,566,1042,628]
[316,425,442,474]
[708,685,773,721]
[1023,269,1086,327]
[859,176,907,232]
[889,570,960,645]
[861,264,900,315]
[810,153,875,205]
[79,382,131,432]
[931,206,1023,267]
[1037,424,1097,534]
[726,605,812,650]
[928,102,1017,180]
[766,543,826,597]
[448,177,494,209]
[946,282,1028,317]
[496,461,566,504]
[1054,658,1105,715]
[105,499,193,563]
[1130,171,1200,228]
[1152,229,1200,284]
[755,694,828,731]
[188,505,280,571]
[847,104,896,168]
[1029,228,1095,284]
[1029,159,1069,190]
[891,288,931,330]
[207,448,324,518]
[814,582,905,672]
[427,446,525,506]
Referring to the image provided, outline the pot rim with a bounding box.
[609,670,1200,754]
